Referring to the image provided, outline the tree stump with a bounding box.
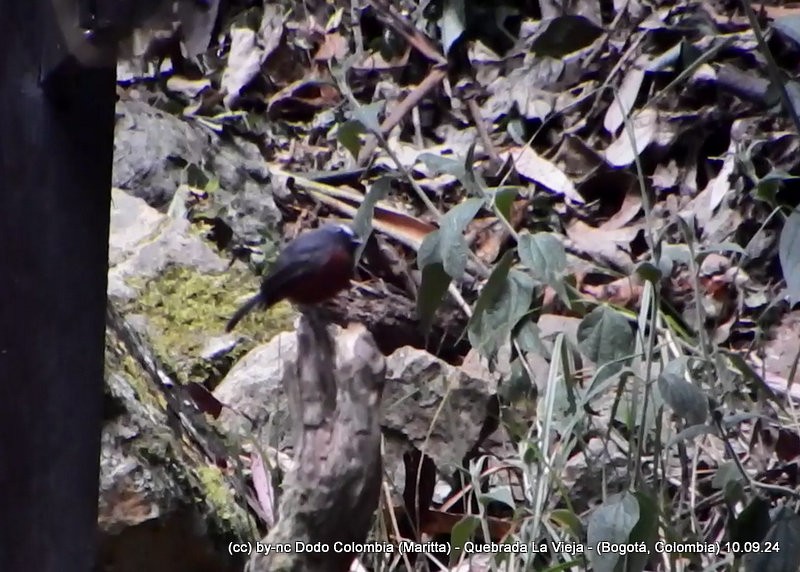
[248,311,385,572]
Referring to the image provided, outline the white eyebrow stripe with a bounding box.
[336,223,356,238]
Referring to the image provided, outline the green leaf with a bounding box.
[479,486,515,510]
[204,176,220,194]
[729,497,771,546]
[491,186,522,224]
[353,100,383,133]
[657,358,708,425]
[417,230,442,269]
[497,270,534,335]
[336,120,366,159]
[744,508,800,572]
[418,152,466,180]
[185,163,209,187]
[755,170,799,205]
[419,148,487,195]
[469,254,534,358]
[352,176,391,263]
[503,357,535,403]
[626,491,659,572]
[518,232,569,303]
[439,198,484,279]
[634,262,662,284]
[449,515,480,566]
[779,208,800,305]
[514,318,547,356]
[353,176,391,239]
[722,473,746,504]
[549,509,583,538]
[417,262,451,334]
[518,232,566,279]
[665,424,715,448]
[470,250,514,333]
[586,492,640,572]
[441,0,466,55]
[577,306,634,372]
[711,461,744,491]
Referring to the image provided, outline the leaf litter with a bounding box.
[116,0,800,568]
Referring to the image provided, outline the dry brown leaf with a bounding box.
[600,191,642,230]
[314,32,348,62]
[761,311,800,394]
[166,76,211,99]
[269,167,436,250]
[566,219,640,270]
[582,276,644,308]
[651,160,681,190]
[221,7,285,107]
[604,67,645,134]
[266,80,341,118]
[352,45,411,72]
[603,108,658,167]
[554,136,605,181]
[221,28,265,106]
[502,146,583,204]
[706,143,736,213]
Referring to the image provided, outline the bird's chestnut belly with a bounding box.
[286,253,354,304]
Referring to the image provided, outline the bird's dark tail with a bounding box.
[225,293,264,332]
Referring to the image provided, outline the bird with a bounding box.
[225,223,362,332]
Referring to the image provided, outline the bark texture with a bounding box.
[249,311,385,572]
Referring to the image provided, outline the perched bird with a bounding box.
[225,223,362,332]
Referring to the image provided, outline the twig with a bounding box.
[357,66,447,164]
[366,0,447,65]
[467,98,502,164]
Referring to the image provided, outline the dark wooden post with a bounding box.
[0,1,116,571]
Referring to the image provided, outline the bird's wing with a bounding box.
[259,247,330,306]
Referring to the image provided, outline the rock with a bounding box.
[107,186,293,386]
[108,187,229,302]
[382,346,498,476]
[214,331,297,449]
[99,325,250,572]
[215,329,498,473]
[113,100,207,208]
[108,187,165,267]
[113,99,280,245]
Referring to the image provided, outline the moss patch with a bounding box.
[127,265,296,385]
[195,464,253,537]
[105,331,166,412]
